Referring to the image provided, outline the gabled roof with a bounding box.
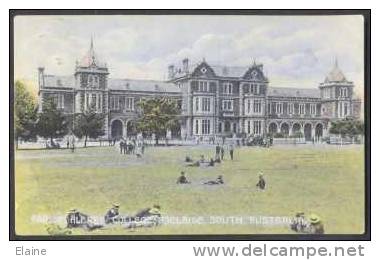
[171,60,267,80]
[268,87,320,99]
[108,78,180,93]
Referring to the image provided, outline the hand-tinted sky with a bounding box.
[14,15,364,93]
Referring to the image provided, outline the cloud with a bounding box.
[14,15,364,95]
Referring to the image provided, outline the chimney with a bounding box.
[182,58,189,74]
[168,65,175,79]
[38,67,45,89]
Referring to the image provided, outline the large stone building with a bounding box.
[38,40,361,141]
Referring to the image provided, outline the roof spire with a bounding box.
[90,35,94,50]
[334,56,338,68]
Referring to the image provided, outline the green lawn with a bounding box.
[15,144,365,235]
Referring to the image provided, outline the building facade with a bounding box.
[38,41,361,141]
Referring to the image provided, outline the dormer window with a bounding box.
[200,67,207,74]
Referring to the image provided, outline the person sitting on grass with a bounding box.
[209,158,215,167]
[290,212,309,233]
[203,175,224,185]
[256,172,266,191]
[306,214,325,234]
[185,155,193,162]
[104,203,120,224]
[125,204,162,229]
[177,171,191,184]
[66,209,103,231]
[133,204,161,221]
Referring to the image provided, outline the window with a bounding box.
[125,97,134,111]
[223,100,233,111]
[310,104,317,115]
[247,120,251,134]
[195,97,199,112]
[339,87,348,98]
[324,88,331,99]
[253,121,262,135]
[199,81,208,92]
[253,100,261,114]
[248,84,259,94]
[223,83,233,94]
[344,103,349,116]
[52,94,64,109]
[195,120,199,134]
[110,96,120,110]
[275,102,283,114]
[91,94,97,107]
[97,94,102,112]
[247,99,251,114]
[339,102,350,117]
[201,119,211,134]
[299,103,305,115]
[288,103,294,115]
[201,97,211,112]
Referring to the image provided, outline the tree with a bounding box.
[136,97,180,145]
[14,81,38,147]
[73,104,105,147]
[329,118,364,138]
[36,98,68,144]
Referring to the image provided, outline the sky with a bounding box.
[14,15,364,96]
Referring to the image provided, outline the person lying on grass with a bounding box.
[203,175,224,185]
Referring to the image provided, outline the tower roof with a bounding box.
[78,37,106,68]
[324,59,347,83]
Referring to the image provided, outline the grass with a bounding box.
[14,144,365,235]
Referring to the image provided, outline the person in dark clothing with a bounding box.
[290,212,308,233]
[229,143,234,160]
[307,214,325,234]
[177,171,191,184]
[221,146,225,160]
[134,204,161,220]
[66,209,102,230]
[104,203,120,224]
[209,158,215,167]
[215,144,221,160]
[119,141,124,154]
[185,156,193,162]
[256,172,266,191]
[203,175,224,185]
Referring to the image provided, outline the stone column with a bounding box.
[123,120,127,139]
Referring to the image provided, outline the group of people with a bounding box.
[290,212,325,234]
[215,143,235,161]
[119,138,145,157]
[66,203,162,231]
[176,171,265,190]
[176,171,224,185]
